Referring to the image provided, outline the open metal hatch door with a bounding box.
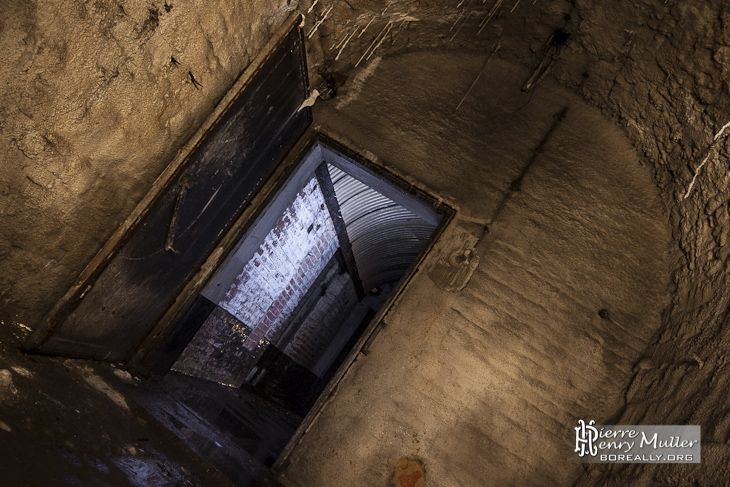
[26,14,311,362]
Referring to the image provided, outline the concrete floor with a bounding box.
[0,319,235,486]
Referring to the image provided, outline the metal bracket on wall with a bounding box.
[165,174,195,254]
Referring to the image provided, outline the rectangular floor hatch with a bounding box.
[134,137,451,486]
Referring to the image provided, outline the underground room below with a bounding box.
[129,140,447,484]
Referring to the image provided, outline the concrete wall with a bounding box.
[3,0,730,485]
[293,2,730,483]
[277,52,671,486]
[0,0,296,324]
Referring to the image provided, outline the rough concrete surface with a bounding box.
[0,0,295,324]
[0,320,233,486]
[289,2,730,484]
[2,0,730,485]
[277,51,670,487]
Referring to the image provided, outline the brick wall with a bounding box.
[173,176,340,386]
[220,176,340,350]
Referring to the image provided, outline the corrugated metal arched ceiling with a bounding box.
[327,164,437,291]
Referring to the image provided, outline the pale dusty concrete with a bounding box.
[0,0,295,324]
[278,51,671,486]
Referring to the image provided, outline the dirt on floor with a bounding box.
[0,318,234,487]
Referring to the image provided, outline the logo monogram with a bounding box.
[575,419,599,457]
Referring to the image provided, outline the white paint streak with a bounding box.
[307,0,319,13]
[359,16,375,38]
[330,20,352,49]
[356,22,390,67]
[307,5,333,39]
[113,369,135,383]
[11,366,32,378]
[391,20,407,45]
[297,89,320,112]
[684,120,730,199]
[13,322,31,333]
[393,14,419,22]
[479,0,503,34]
[336,57,383,109]
[450,11,465,31]
[456,41,501,111]
[683,153,711,199]
[367,22,393,61]
[0,370,17,402]
[450,11,473,42]
[336,29,358,60]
